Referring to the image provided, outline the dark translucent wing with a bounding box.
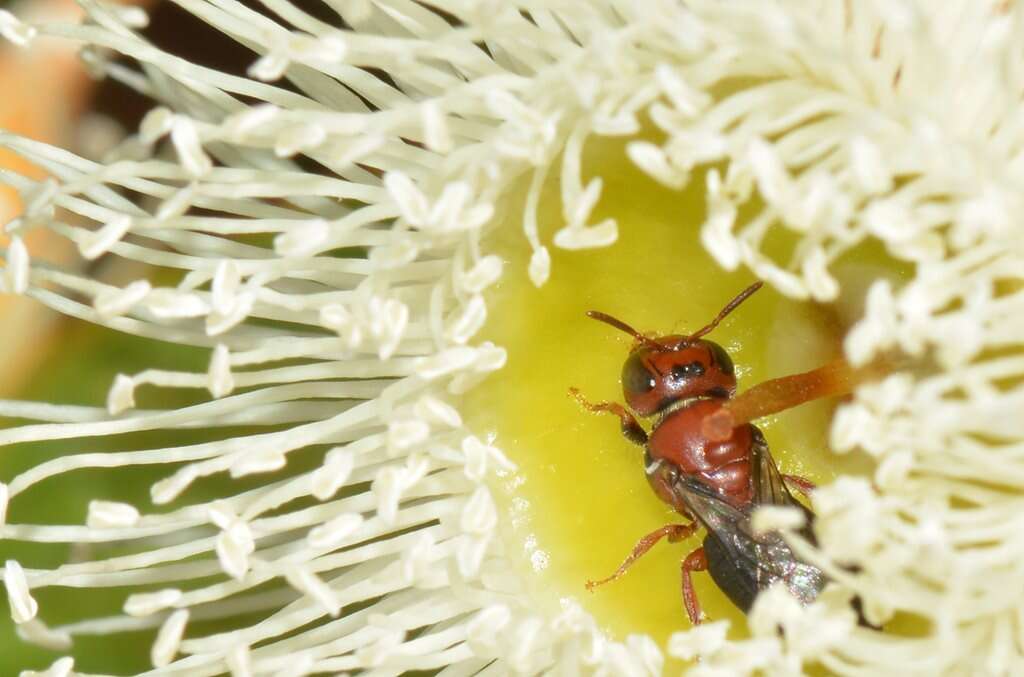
[670,474,760,569]
[750,426,818,544]
[671,473,825,607]
[749,426,797,508]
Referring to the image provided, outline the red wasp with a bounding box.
[572,282,869,624]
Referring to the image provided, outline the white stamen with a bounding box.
[284,566,341,617]
[94,280,151,319]
[462,435,516,481]
[248,51,290,82]
[124,588,183,617]
[422,101,452,153]
[273,219,328,257]
[668,620,730,660]
[207,291,254,336]
[15,619,71,651]
[0,10,36,45]
[460,486,498,535]
[446,295,487,345]
[155,183,198,220]
[387,419,430,455]
[310,449,355,501]
[211,260,241,315]
[226,644,253,677]
[553,218,618,250]
[106,374,135,415]
[627,141,688,189]
[79,215,132,260]
[208,344,234,398]
[416,347,478,380]
[144,289,209,319]
[849,136,892,195]
[210,502,255,579]
[230,449,286,477]
[18,656,74,677]
[150,467,197,505]
[528,246,551,287]
[274,123,327,158]
[414,396,462,428]
[4,560,38,624]
[752,505,807,534]
[385,171,430,227]
[307,512,363,548]
[139,107,174,144]
[221,105,279,141]
[459,255,503,294]
[86,501,140,529]
[151,609,189,668]
[170,117,212,177]
[5,236,29,295]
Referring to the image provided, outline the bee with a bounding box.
[573,282,860,623]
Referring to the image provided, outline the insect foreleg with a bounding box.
[569,387,648,446]
[585,523,698,591]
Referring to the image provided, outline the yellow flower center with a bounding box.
[466,134,897,650]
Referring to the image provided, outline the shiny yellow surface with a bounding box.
[464,136,876,650]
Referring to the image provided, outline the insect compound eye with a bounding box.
[670,361,706,382]
[622,351,656,394]
[707,341,734,376]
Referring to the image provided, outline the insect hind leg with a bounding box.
[681,547,709,625]
[684,548,708,622]
[569,387,647,446]
[586,523,698,591]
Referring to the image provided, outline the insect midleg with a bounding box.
[585,523,698,591]
[681,547,709,626]
[782,474,816,498]
[568,387,647,446]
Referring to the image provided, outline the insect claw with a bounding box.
[567,387,604,412]
[585,574,617,591]
[570,389,648,445]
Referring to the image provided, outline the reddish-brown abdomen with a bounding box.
[648,399,754,506]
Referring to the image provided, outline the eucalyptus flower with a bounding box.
[1,0,1023,675]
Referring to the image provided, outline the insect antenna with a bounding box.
[586,310,664,352]
[687,281,763,341]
